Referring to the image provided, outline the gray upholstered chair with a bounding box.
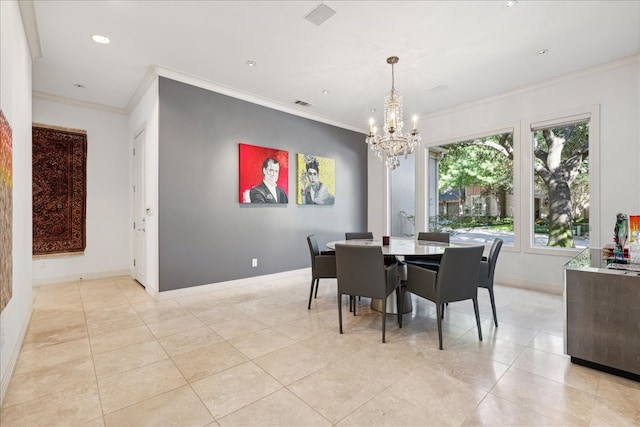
[346,231,398,268]
[404,231,450,270]
[345,232,374,240]
[344,232,374,308]
[400,245,484,349]
[479,238,503,327]
[306,235,337,310]
[335,244,399,343]
[346,231,396,282]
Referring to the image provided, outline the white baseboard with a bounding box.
[32,270,131,287]
[30,267,560,296]
[156,268,310,300]
[1,300,33,407]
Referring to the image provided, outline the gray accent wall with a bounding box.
[158,77,367,291]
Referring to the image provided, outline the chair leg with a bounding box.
[398,287,404,328]
[308,278,316,310]
[314,278,320,298]
[436,303,443,350]
[473,297,483,342]
[338,293,343,334]
[382,302,387,343]
[396,287,402,327]
[441,303,446,319]
[488,288,498,327]
[353,296,357,316]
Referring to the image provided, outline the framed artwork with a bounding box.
[0,109,12,313]
[297,153,335,205]
[629,214,640,243]
[239,143,289,204]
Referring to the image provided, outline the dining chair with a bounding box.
[346,231,401,269]
[335,243,399,343]
[400,245,484,350]
[339,234,364,312]
[306,235,337,310]
[479,238,503,327]
[345,232,374,240]
[404,231,450,271]
[344,232,373,307]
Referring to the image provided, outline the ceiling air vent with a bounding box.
[304,3,336,26]
[295,100,312,107]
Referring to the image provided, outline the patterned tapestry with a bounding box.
[32,124,87,255]
[0,110,12,313]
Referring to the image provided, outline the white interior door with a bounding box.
[133,129,147,286]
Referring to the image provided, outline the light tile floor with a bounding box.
[1,274,639,426]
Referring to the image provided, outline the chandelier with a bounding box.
[365,56,421,170]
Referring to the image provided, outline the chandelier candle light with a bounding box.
[366,56,421,170]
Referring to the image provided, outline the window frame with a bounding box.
[421,123,520,253]
[522,105,600,255]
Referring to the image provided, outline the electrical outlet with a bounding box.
[252,258,258,268]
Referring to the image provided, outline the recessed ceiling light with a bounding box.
[91,34,110,44]
[537,49,549,55]
[505,1,517,8]
[246,60,256,67]
[73,83,85,88]
[322,90,329,95]
[371,109,376,113]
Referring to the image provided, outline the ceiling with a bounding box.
[23,1,640,132]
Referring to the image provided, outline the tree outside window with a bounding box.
[532,121,589,248]
[433,132,514,241]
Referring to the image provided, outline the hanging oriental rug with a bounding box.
[32,124,87,255]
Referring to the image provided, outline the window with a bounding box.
[390,154,416,237]
[428,131,515,245]
[531,119,590,248]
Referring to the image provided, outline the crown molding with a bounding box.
[155,65,363,134]
[32,91,127,115]
[33,53,637,130]
[424,54,640,120]
[124,65,160,114]
[18,0,42,60]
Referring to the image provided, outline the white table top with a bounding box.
[326,237,456,256]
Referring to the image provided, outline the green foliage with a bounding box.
[429,215,513,231]
[534,220,549,234]
[438,124,589,247]
[438,136,513,195]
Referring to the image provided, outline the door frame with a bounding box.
[133,128,147,286]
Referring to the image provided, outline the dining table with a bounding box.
[326,237,459,314]
[326,237,454,256]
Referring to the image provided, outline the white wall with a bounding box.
[0,0,33,403]
[369,55,640,293]
[31,99,131,285]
